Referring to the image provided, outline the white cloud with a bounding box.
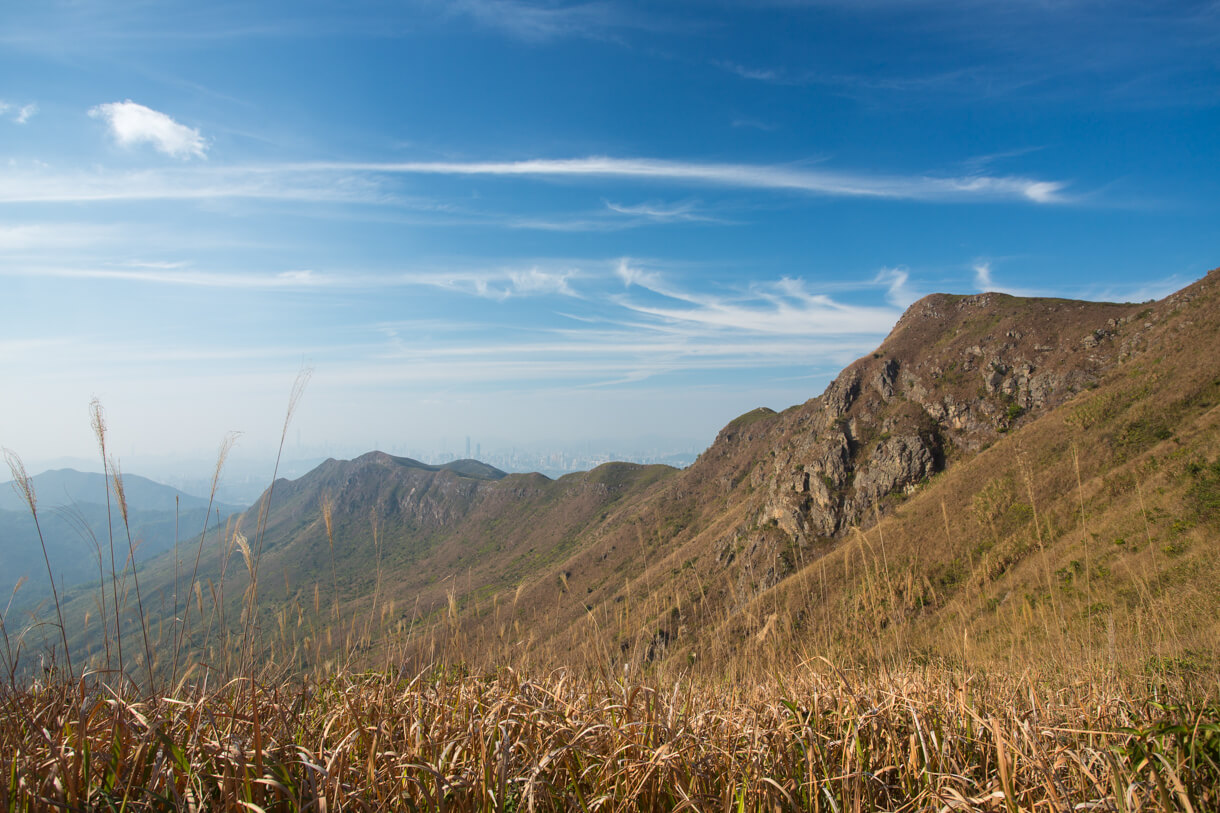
[717,61,781,82]
[971,260,1040,297]
[458,266,581,300]
[875,266,920,308]
[604,199,714,222]
[0,154,1070,207]
[0,223,115,251]
[508,267,576,296]
[1,264,339,290]
[1019,181,1062,204]
[89,100,208,159]
[613,264,901,337]
[0,261,591,300]
[445,0,673,43]
[615,258,663,290]
[275,269,321,284]
[0,166,380,204]
[0,101,37,124]
[315,156,1069,204]
[973,260,994,290]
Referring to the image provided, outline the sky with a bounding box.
[1,0,1218,482]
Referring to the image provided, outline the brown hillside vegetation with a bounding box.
[4,269,1220,810]
[393,269,1220,683]
[37,269,1220,681]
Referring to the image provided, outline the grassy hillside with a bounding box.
[3,270,1219,811]
[382,270,1220,685]
[21,271,1219,687]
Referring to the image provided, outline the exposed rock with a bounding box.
[849,435,936,512]
[872,358,900,400]
[822,371,860,418]
[710,286,1170,596]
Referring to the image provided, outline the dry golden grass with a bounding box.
[3,661,1218,811]
[5,359,1220,811]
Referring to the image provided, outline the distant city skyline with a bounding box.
[2,1,1217,475]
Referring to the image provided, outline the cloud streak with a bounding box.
[0,262,590,300]
[442,0,684,43]
[4,264,339,289]
[603,199,720,222]
[0,165,380,204]
[612,259,903,337]
[300,156,1070,204]
[0,155,1070,208]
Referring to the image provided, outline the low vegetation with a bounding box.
[3,411,1216,811]
[5,660,1219,811]
[5,272,1220,810]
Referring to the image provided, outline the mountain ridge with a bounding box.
[42,268,1220,680]
[0,467,245,611]
[0,467,243,513]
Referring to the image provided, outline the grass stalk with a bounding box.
[3,449,73,680]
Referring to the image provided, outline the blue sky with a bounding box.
[2,0,1218,477]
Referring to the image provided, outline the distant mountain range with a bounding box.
[35,268,1220,680]
[0,469,244,611]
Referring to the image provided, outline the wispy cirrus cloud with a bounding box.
[734,1,1220,108]
[3,264,335,290]
[0,223,118,251]
[89,100,208,159]
[0,155,1070,206]
[613,258,902,336]
[305,156,1069,204]
[971,259,1043,297]
[6,265,888,391]
[445,0,615,41]
[0,165,381,204]
[603,199,719,223]
[442,0,685,42]
[0,261,585,300]
[472,267,579,299]
[874,266,921,308]
[716,61,782,82]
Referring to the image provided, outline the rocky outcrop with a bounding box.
[849,434,936,512]
[712,288,1159,595]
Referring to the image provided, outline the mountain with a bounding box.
[43,269,1220,682]
[461,280,1219,675]
[0,468,244,611]
[0,468,227,513]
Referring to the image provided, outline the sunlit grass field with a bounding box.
[4,386,1218,811]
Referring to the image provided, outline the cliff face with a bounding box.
[697,290,1155,596]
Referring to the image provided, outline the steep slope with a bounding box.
[39,269,1220,684]
[426,270,1220,677]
